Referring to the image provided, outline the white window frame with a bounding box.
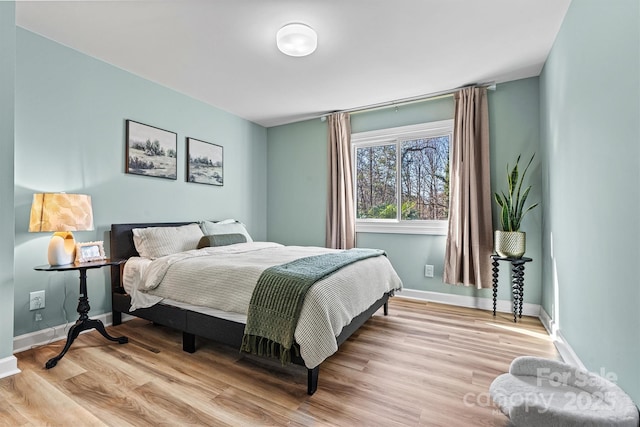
[352,119,453,235]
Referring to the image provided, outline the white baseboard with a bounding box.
[538,306,555,335]
[13,312,114,354]
[538,307,585,369]
[0,355,21,379]
[397,288,541,317]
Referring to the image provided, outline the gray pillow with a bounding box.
[199,219,253,242]
[197,233,247,249]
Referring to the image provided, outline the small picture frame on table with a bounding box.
[75,241,106,264]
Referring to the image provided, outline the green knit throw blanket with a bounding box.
[240,248,385,364]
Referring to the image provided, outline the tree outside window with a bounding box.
[352,120,452,234]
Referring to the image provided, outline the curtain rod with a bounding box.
[320,82,496,120]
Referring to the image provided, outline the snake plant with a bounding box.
[494,154,539,232]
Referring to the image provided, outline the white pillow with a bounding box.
[199,219,253,242]
[132,223,204,259]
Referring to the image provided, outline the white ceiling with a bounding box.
[16,0,572,128]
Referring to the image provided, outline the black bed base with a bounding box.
[110,222,391,395]
[112,290,390,395]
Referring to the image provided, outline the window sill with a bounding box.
[356,221,448,236]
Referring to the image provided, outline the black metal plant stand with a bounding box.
[490,255,532,322]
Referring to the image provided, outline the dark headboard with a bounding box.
[110,222,195,292]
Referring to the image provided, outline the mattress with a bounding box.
[122,242,403,367]
[123,256,247,323]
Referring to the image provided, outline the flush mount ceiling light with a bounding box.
[276,23,317,57]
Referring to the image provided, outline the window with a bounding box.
[352,120,453,235]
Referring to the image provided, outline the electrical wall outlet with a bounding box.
[29,290,45,311]
[424,264,434,278]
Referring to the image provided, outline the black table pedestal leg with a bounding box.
[45,267,127,369]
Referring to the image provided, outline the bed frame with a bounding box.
[110,222,391,395]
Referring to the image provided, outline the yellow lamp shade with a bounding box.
[29,193,94,232]
[29,193,94,265]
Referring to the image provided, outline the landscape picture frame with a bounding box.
[186,137,224,186]
[75,241,106,264]
[125,120,177,180]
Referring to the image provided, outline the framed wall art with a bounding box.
[125,120,177,180]
[75,241,106,264]
[186,137,223,186]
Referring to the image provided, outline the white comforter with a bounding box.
[124,242,402,368]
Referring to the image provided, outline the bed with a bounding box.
[109,221,402,395]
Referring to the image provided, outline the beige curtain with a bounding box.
[326,112,355,249]
[444,87,493,288]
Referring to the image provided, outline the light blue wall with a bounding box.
[14,29,267,336]
[351,96,453,133]
[540,0,640,404]
[488,78,542,303]
[0,2,16,360]
[267,119,327,246]
[268,78,541,304]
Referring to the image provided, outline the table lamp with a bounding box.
[29,193,94,266]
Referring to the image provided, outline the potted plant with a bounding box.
[494,154,539,258]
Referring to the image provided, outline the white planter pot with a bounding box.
[494,230,526,258]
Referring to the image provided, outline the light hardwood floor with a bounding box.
[0,298,558,426]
